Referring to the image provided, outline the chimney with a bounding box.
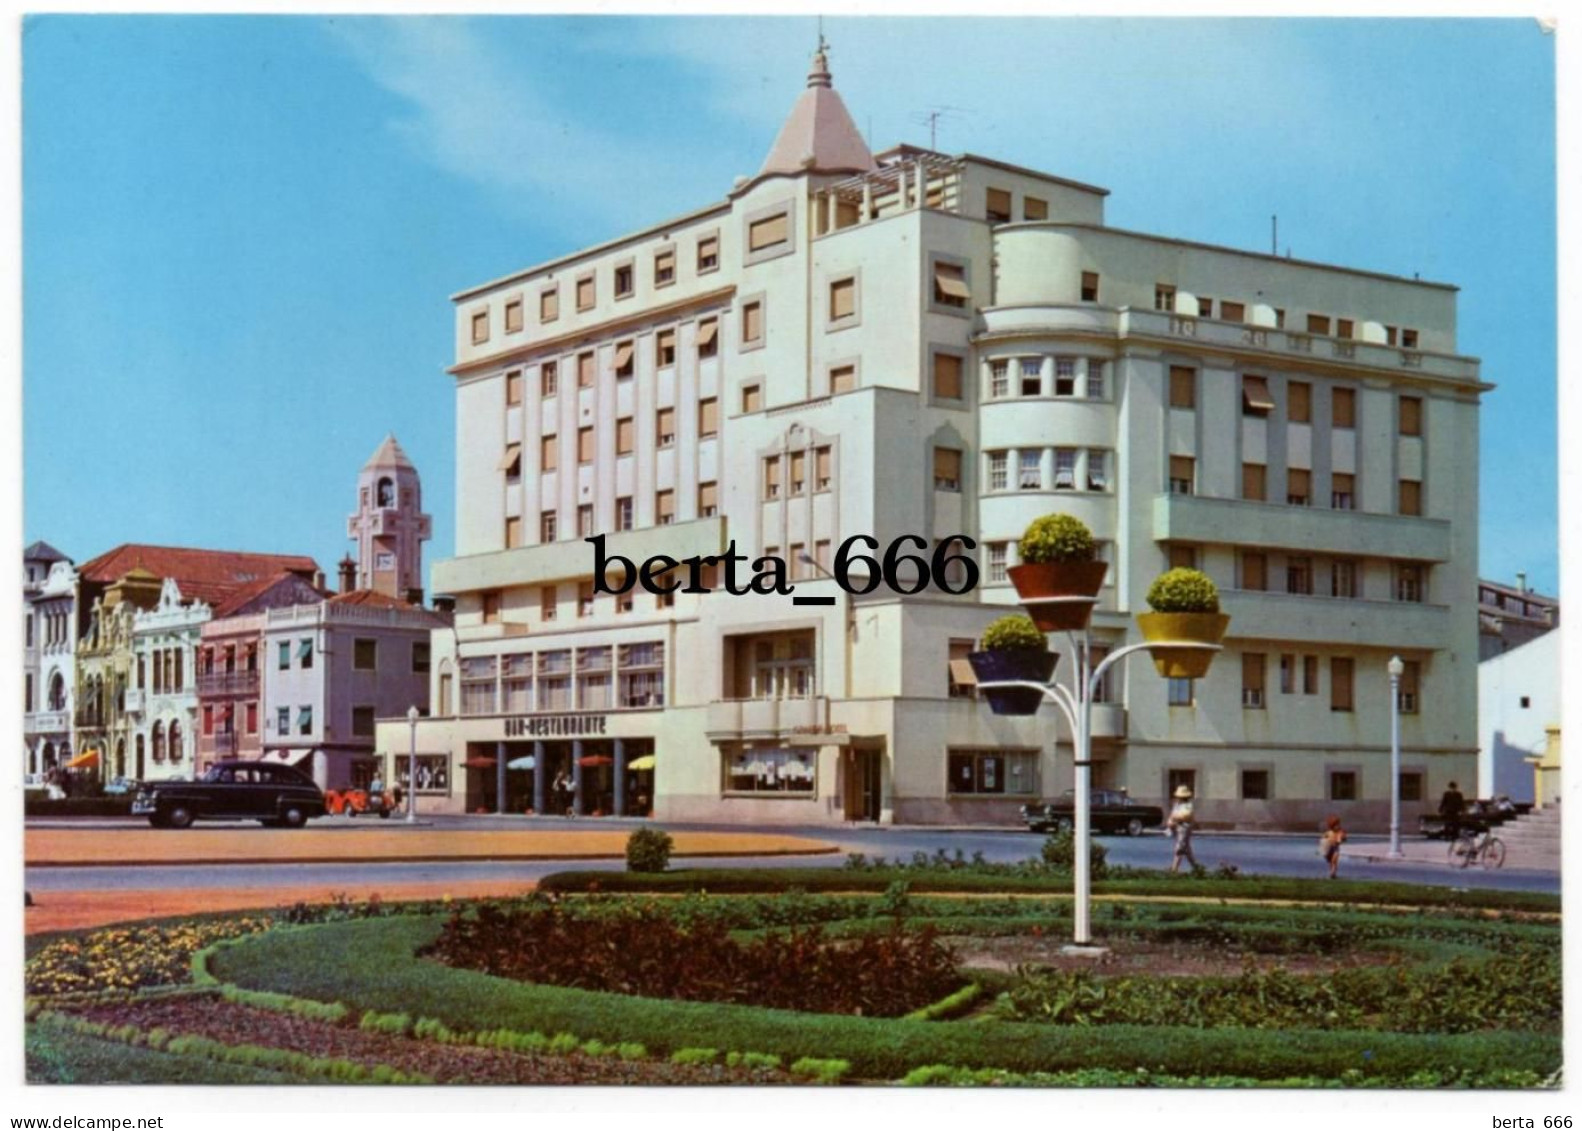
[312,569,326,591]
[338,554,358,595]
[1517,571,1528,594]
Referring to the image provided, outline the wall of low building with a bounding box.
[1477,630,1560,802]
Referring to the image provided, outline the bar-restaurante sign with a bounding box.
[503,715,610,737]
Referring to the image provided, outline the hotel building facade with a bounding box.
[379,49,1487,830]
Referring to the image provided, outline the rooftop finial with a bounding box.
[808,22,831,88]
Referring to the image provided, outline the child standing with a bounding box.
[1320,814,1347,879]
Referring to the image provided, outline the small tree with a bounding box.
[1018,514,1097,564]
[1145,567,1221,613]
[625,827,674,873]
[980,614,1048,652]
[1041,828,1109,878]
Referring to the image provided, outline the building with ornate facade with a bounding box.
[24,542,74,779]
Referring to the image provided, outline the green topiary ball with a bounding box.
[980,614,1049,652]
[1146,568,1221,613]
[1018,514,1097,564]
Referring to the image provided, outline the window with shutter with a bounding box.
[576,275,595,310]
[540,435,558,472]
[1307,313,1331,335]
[698,481,718,516]
[1169,366,1196,409]
[1331,472,1355,510]
[934,447,962,491]
[656,329,676,367]
[934,353,963,400]
[1169,455,1195,495]
[829,277,856,322]
[1242,375,1274,415]
[985,187,1012,222]
[933,263,969,307]
[1330,658,1354,712]
[698,398,718,437]
[578,427,594,464]
[742,301,763,344]
[1081,272,1100,302]
[1399,396,1423,436]
[763,457,781,500]
[815,446,831,491]
[1332,387,1356,428]
[504,299,523,334]
[578,351,594,388]
[1242,462,1267,502]
[1241,552,1267,591]
[697,319,718,358]
[539,288,558,322]
[748,213,789,251]
[1023,196,1048,220]
[471,310,489,343]
[1399,479,1422,516]
[656,489,675,524]
[1287,468,1311,506]
[831,365,856,393]
[654,248,676,286]
[1220,300,1245,322]
[697,235,719,272]
[1288,381,1312,422]
[616,418,635,456]
[505,516,523,549]
[656,408,675,447]
[614,341,634,378]
[541,360,558,396]
[789,451,806,494]
[742,384,762,413]
[506,370,523,406]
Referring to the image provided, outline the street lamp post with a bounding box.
[1387,655,1404,859]
[406,704,419,825]
[980,634,1220,948]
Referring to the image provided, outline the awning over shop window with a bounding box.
[64,749,99,769]
[578,755,615,768]
[506,755,536,771]
[626,755,657,771]
[463,756,498,769]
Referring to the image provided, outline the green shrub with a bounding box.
[626,827,675,873]
[904,983,984,1022]
[1018,514,1096,564]
[616,1041,647,1060]
[357,1010,411,1036]
[979,614,1048,653]
[1145,568,1220,613]
[791,1056,852,1084]
[670,1047,719,1065]
[1041,829,1109,877]
[548,1032,581,1054]
[726,1050,782,1070]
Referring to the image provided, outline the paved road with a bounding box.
[25,816,1559,894]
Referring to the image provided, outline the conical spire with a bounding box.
[757,41,875,180]
[363,433,415,472]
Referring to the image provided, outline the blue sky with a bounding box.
[22,15,1558,593]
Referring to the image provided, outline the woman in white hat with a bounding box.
[1166,784,1198,873]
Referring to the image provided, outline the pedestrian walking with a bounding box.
[1166,784,1198,873]
[1319,814,1347,879]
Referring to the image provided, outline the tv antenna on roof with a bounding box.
[910,105,971,152]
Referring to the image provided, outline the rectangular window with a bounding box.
[1086,360,1105,399]
[1242,653,1266,709]
[1287,468,1311,506]
[763,456,782,500]
[1023,196,1048,221]
[1018,357,1042,396]
[1086,448,1108,491]
[500,656,532,713]
[1286,556,1313,596]
[460,656,497,715]
[1279,654,1295,694]
[987,542,1008,583]
[933,262,969,308]
[815,446,831,491]
[1169,544,1197,570]
[947,748,1038,796]
[277,706,290,734]
[1241,551,1267,591]
[1019,450,1042,490]
[1398,660,1421,714]
[815,539,832,574]
[1403,328,1420,348]
[748,213,789,252]
[471,310,489,344]
[656,407,676,447]
[299,638,314,669]
[1330,657,1355,711]
[656,328,677,368]
[578,582,595,618]
[1400,771,1424,803]
[698,481,718,517]
[1304,655,1319,695]
[1396,564,1425,603]
[1169,455,1195,495]
[697,234,719,273]
[578,504,594,538]
[831,364,857,393]
[1053,448,1077,490]
[576,275,595,311]
[1332,559,1358,599]
[985,187,1012,223]
[988,452,1008,491]
[990,360,1010,398]
[742,301,763,344]
[540,510,557,543]
[1220,300,1245,323]
[616,497,634,532]
[298,706,313,736]
[246,702,258,734]
[1080,271,1100,302]
[1386,325,1399,347]
[934,353,963,400]
[1306,313,1331,335]
[1331,472,1355,510]
[352,706,376,737]
[412,641,430,674]
[614,263,634,298]
[1242,462,1267,502]
[1169,366,1196,409]
[505,370,524,406]
[948,639,978,698]
[698,397,719,438]
[1241,769,1270,800]
[616,417,635,456]
[500,442,523,481]
[1332,387,1356,429]
[1155,284,1177,312]
[1329,771,1358,802]
[541,360,558,397]
[504,299,523,334]
[540,434,558,473]
[697,318,719,359]
[608,341,634,380]
[1054,357,1077,396]
[829,277,856,322]
[505,515,523,549]
[1198,296,1214,317]
[540,587,557,621]
[742,383,762,413]
[539,288,559,323]
[934,447,962,492]
[481,591,502,625]
[1287,380,1312,423]
[1242,375,1274,416]
[278,641,290,670]
[576,351,594,389]
[1337,318,1354,339]
[654,248,676,287]
[789,450,807,494]
[1167,678,1194,707]
[1399,396,1423,436]
[725,746,816,794]
[578,426,595,464]
[656,489,675,525]
[1399,479,1422,517]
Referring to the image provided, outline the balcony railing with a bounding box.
[706,696,829,739]
[198,670,260,697]
[25,710,69,734]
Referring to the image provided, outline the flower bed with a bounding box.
[26,918,274,997]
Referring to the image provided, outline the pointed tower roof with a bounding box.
[24,540,69,565]
[364,433,415,472]
[757,43,875,181]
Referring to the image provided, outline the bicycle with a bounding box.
[1447,828,1506,869]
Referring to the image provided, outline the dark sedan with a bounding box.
[1021,789,1165,836]
[131,762,327,829]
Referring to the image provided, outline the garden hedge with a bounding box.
[211,917,1560,1085]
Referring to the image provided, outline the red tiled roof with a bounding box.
[77,544,320,609]
[329,589,445,623]
[209,571,327,619]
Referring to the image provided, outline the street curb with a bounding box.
[26,845,841,869]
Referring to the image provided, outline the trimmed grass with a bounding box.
[211,916,1560,1084]
[25,1022,295,1085]
[536,867,1561,913]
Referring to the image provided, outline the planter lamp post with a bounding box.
[406,704,420,824]
[1387,655,1404,859]
[977,631,1222,949]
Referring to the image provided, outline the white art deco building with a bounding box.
[379,47,1486,829]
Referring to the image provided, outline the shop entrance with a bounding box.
[844,747,882,822]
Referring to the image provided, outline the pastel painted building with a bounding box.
[23,542,74,778]
[381,47,1485,829]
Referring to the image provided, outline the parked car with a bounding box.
[131,762,327,829]
[102,777,138,795]
[1417,797,1532,839]
[1021,789,1165,836]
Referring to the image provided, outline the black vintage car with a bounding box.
[131,762,328,829]
[1021,789,1165,836]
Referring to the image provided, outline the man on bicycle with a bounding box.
[1439,780,1466,841]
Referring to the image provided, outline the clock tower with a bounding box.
[348,434,432,602]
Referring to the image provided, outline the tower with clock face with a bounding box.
[348,434,432,602]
